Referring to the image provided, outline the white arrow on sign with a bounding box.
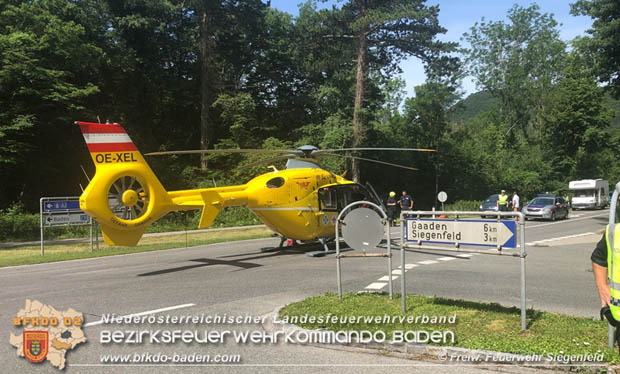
[405,219,516,248]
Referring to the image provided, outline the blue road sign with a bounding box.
[43,200,81,212]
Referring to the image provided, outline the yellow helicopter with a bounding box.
[76,121,433,253]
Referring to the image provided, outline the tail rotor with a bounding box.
[108,175,150,221]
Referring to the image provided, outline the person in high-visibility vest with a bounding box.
[497,189,509,212]
[591,199,620,351]
[592,198,620,309]
[592,232,612,308]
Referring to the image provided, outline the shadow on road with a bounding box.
[137,258,262,276]
[137,245,319,277]
[216,242,331,259]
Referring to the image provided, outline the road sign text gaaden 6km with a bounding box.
[405,218,516,248]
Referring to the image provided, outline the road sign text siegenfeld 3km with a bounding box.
[405,219,516,248]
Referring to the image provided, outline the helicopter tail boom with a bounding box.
[167,186,248,229]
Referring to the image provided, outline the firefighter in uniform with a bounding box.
[386,191,398,226]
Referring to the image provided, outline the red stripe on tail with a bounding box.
[86,142,138,153]
[77,121,127,134]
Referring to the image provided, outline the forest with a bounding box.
[1,0,619,214]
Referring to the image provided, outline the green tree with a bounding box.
[100,0,199,146]
[403,82,459,205]
[463,4,566,139]
[315,0,457,182]
[0,0,103,207]
[194,0,269,169]
[571,0,620,98]
[543,52,614,179]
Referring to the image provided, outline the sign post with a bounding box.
[40,199,44,256]
[399,210,526,330]
[40,197,92,256]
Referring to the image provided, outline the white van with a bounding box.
[568,179,609,209]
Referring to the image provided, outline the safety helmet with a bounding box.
[389,191,396,197]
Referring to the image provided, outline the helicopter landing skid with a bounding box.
[260,237,310,253]
[306,237,352,257]
[260,237,294,253]
[306,247,353,257]
[259,237,351,256]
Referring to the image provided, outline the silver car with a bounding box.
[522,195,569,221]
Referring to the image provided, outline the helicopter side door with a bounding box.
[316,184,375,236]
[316,186,339,235]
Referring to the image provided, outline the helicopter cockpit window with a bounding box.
[266,177,285,189]
[340,186,365,207]
[318,188,337,211]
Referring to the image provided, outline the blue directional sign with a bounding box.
[40,197,91,227]
[43,200,81,212]
[405,218,517,248]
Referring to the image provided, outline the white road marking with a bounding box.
[437,257,456,261]
[418,260,438,265]
[526,231,598,246]
[378,275,397,281]
[365,282,387,290]
[365,254,475,290]
[84,303,196,327]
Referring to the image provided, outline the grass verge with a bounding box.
[280,293,616,363]
[0,227,273,267]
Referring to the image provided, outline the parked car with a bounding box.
[522,194,569,221]
[479,194,499,218]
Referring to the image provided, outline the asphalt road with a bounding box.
[0,208,611,373]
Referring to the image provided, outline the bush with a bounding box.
[0,204,40,241]
[0,203,93,242]
[443,200,483,212]
[0,204,263,243]
[212,207,261,227]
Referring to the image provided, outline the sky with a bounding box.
[269,0,594,98]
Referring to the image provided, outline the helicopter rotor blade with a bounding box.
[232,154,295,172]
[316,147,435,155]
[145,149,296,156]
[319,152,419,171]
